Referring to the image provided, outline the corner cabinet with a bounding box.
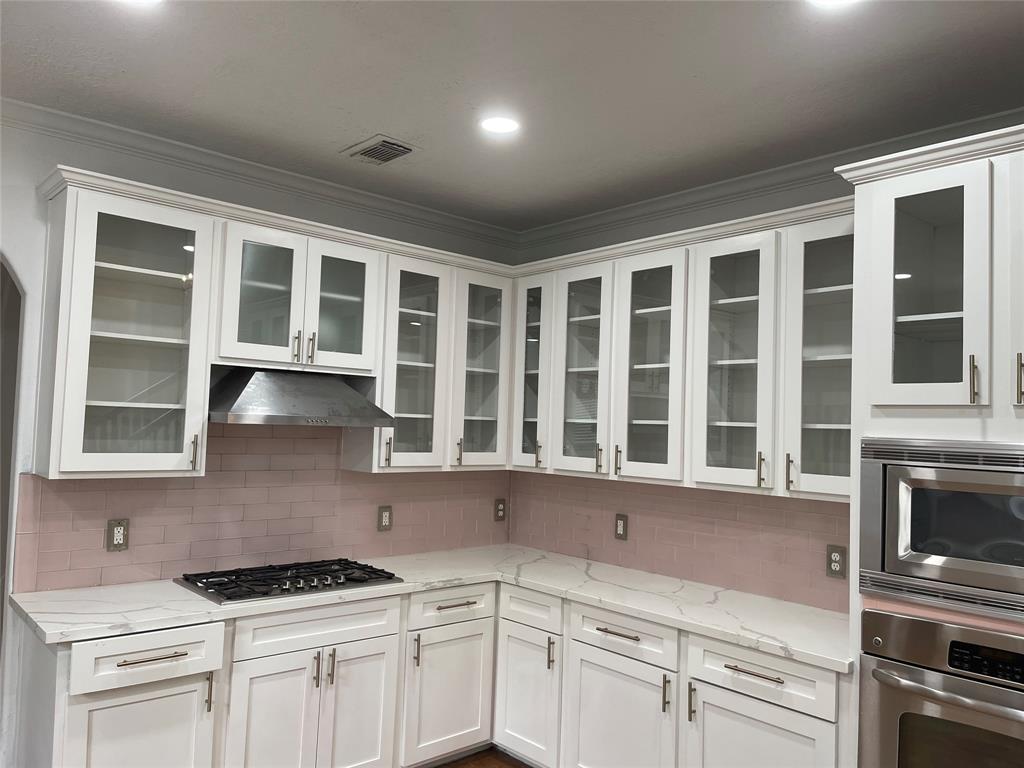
[449,270,513,467]
[691,232,778,489]
[379,256,453,468]
[219,222,381,372]
[511,273,555,469]
[45,189,214,476]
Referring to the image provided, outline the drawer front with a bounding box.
[233,597,400,661]
[70,622,224,695]
[499,584,563,634]
[688,636,838,721]
[408,584,496,630]
[569,603,678,671]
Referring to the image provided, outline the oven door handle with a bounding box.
[871,668,1024,724]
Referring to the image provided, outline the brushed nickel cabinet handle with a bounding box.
[595,443,603,473]
[968,353,979,404]
[293,330,302,362]
[436,600,477,611]
[385,436,393,467]
[205,671,213,713]
[190,434,199,470]
[724,662,785,685]
[661,674,671,713]
[313,650,321,688]
[614,444,622,475]
[535,442,542,468]
[456,437,464,466]
[756,450,766,488]
[413,633,421,667]
[116,650,189,667]
[546,637,555,670]
[785,452,794,490]
[1016,352,1023,405]
[307,332,317,363]
[595,626,640,642]
[687,681,696,722]
[327,647,336,686]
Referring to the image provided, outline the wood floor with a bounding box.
[439,747,532,768]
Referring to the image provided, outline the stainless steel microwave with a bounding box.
[861,438,1024,617]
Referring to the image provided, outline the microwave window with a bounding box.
[898,713,1024,768]
[910,488,1024,567]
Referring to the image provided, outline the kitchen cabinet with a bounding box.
[220,223,381,371]
[858,160,991,406]
[380,256,453,468]
[1002,152,1024,408]
[550,262,615,474]
[561,640,676,768]
[449,269,513,467]
[493,619,561,768]
[511,273,555,469]
[780,217,855,495]
[402,617,495,765]
[691,231,778,488]
[64,672,216,768]
[685,680,837,768]
[610,248,686,480]
[47,189,214,475]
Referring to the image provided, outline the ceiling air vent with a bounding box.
[344,134,414,166]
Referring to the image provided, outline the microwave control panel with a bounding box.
[949,640,1024,684]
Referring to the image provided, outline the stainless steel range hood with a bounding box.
[208,367,395,427]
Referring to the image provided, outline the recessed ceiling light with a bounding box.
[895,273,912,280]
[807,0,861,8]
[480,116,520,135]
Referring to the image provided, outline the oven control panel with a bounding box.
[949,640,1024,684]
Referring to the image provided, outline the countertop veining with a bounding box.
[10,544,852,672]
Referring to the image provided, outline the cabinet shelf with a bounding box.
[630,419,668,426]
[632,306,671,316]
[467,318,501,327]
[522,417,538,422]
[399,308,438,318]
[241,279,288,293]
[564,418,597,424]
[631,363,670,370]
[524,370,540,376]
[802,353,853,363]
[710,295,758,307]
[566,367,599,373]
[709,358,757,366]
[397,360,435,369]
[895,311,963,323]
[394,413,432,419]
[463,416,498,422]
[803,284,853,306]
[802,423,851,430]
[466,367,499,374]
[85,400,185,410]
[95,261,192,288]
[708,421,756,428]
[321,291,364,303]
[567,314,601,323]
[90,330,189,347]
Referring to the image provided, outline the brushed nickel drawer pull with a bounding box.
[413,633,421,667]
[307,331,317,363]
[595,443,603,473]
[546,636,555,670]
[116,650,189,667]
[614,444,622,475]
[385,436,393,467]
[327,647,336,685]
[535,442,542,467]
[661,674,671,713]
[313,650,322,688]
[595,626,640,642]
[190,434,199,469]
[968,353,979,404]
[205,671,213,713]
[785,452,794,490]
[1016,352,1023,405]
[456,437,464,465]
[756,450,766,488]
[724,662,785,685]
[293,330,302,362]
[436,600,477,611]
[687,681,696,722]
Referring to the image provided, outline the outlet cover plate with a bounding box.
[494,498,507,522]
[106,518,129,552]
[614,513,628,541]
[377,505,393,532]
[826,544,847,579]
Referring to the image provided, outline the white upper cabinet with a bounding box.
[449,270,513,467]
[512,273,555,469]
[780,217,855,496]
[691,232,778,489]
[611,248,686,481]
[1000,151,1024,409]
[860,160,991,406]
[380,256,453,468]
[551,262,615,474]
[54,190,213,475]
[220,223,380,371]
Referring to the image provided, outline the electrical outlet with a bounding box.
[826,544,847,579]
[494,498,507,522]
[614,513,628,541]
[106,518,129,552]
[377,505,393,532]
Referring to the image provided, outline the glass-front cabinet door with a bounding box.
[781,217,854,495]
[380,256,452,468]
[302,239,380,371]
[691,232,777,488]
[512,274,554,469]
[611,249,686,480]
[866,159,991,406]
[221,222,308,363]
[449,271,512,467]
[58,191,213,473]
[551,262,614,474]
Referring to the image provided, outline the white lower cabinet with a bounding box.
[493,619,561,768]
[686,680,837,768]
[561,640,676,768]
[402,617,495,766]
[64,672,215,768]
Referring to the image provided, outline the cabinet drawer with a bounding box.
[69,622,224,695]
[688,636,838,721]
[499,584,563,634]
[233,597,400,661]
[408,584,495,630]
[569,603,678,671]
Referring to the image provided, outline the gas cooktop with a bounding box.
[175,558,401,604]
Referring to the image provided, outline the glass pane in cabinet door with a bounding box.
[463,284,502,453]
[237,241,294,347]
[84,213,195,453]
[394,272,439,453]
[801,234,853,477]
[626,266,672,464]
[706,251,758,469]
[317,256,365,355]
[563,277,602,458]
[892,187,965,384]
[521,287,542,454]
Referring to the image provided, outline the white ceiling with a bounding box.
[2,1,1022,231]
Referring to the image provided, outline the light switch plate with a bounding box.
[494,498,507,522]
[826,544,847,579]
[106,518,129,551]
[377,505,393,532]
[614,513,628,541]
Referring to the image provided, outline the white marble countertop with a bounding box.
[10,544,852,672]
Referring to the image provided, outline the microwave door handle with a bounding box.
[871,669,1024,725]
